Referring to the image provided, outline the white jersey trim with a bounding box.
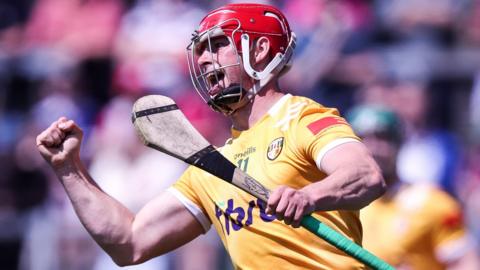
[436,235,475,263]
[268,93,292,116]
[167,187,211,233]
[315,138,361,172]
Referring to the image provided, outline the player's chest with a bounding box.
[224,129,297,186]
[210,130,295,237]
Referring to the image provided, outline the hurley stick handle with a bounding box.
[232,167,270,201]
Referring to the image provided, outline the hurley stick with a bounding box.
[131,95,394,270]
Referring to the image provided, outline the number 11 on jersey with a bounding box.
[237,157,249,172]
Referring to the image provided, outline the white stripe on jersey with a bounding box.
[274,101,307,131]
[167,187,212,232]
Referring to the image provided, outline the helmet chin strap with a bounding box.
[240,33,296,105]
[210,80,269,115]
[208,83,246,114]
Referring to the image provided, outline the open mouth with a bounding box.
[206,71,225,92]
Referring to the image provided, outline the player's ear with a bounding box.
[253,36,270,65]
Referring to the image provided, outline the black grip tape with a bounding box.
[132,104,179,123]
[186,145,235,183]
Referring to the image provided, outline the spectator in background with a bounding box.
[112,0,204,95]
[0,126,48,270]
[389,81,461,195]
[347,105,479,270]
[281,0,375,111]
[459,144,480,256]
[459,59,480,259]
[356,79,461,195]
[23,0,123,59]
[19,0,124,120]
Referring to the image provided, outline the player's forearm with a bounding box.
[54,159,140,265]
[301,162,385,211]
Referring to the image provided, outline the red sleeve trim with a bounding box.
[307,117,348,135]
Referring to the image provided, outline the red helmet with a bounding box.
[186,3,296,114]
[199,3,292,59]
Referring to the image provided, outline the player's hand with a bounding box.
[266,186,316,228]
[36,117,83,169]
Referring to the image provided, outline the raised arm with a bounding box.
[36,117,204,266]
[267,141,385,228]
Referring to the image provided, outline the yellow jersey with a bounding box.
[170,94,364,269]
[361,183,469,270]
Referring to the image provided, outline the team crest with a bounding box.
[267,137,284,160]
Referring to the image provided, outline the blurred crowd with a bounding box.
[0,0,479,269]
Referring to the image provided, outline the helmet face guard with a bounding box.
[186,19,246,114]
[186,3,296,115]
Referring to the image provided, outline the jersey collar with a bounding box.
[230,93,292,139]
[268,93,292,116]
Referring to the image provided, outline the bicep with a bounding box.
[315,141,385,209]
[319,141,377,175]
[130,190,207,263]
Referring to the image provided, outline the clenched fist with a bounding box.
[36,117,83,169]
[266,186,316,228]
